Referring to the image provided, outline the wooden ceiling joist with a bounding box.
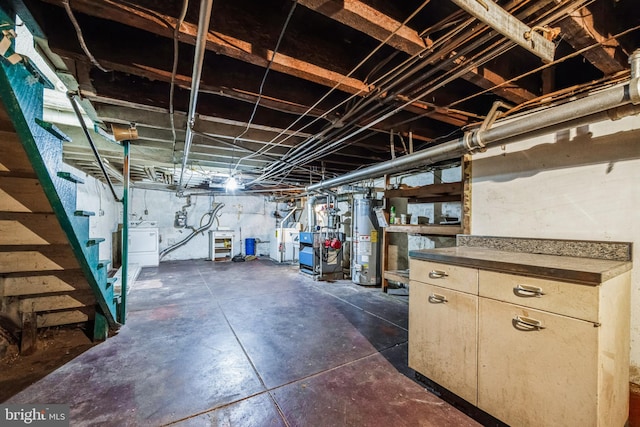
[41,0,370,95]
[41,0,469,129]
[298,0,537,105]
[556,8,626,75]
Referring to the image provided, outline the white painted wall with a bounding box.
[127,189,277,261]
[471,114,640,383]
[61,163,121,262]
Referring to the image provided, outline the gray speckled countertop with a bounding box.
[456,235,631,261]
[409,236,632,285]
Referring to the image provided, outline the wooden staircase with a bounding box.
[0,33,121,353]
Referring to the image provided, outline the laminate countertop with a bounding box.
[409,246,632,285]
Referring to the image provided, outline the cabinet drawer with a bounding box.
[410,259,478,294]
[479,270,599,322]
[409,281,478,405]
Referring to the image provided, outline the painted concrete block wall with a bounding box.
[127,189,277,261]
[470,114,640,383]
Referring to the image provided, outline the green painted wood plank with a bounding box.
[86,237,105,246]
[93,310,108,342]
[56,171,84,184]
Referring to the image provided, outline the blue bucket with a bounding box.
[245,238,256,256]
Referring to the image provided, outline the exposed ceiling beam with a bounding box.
[297,0,431,55]
[449,0,555,62]
[298,0,537,105]
[92,103,308,143]
[40,0,469,129]
[555,6,626,75]
[41,0,370,95]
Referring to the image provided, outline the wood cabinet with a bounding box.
[409,281,478,404]
[409,251,631,427]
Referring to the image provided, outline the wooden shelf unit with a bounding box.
[209,230,235,261]
[381,157,471,292]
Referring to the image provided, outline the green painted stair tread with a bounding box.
[86,237,106,246]
[97,259,112,269]
[34,118,71,142]
[74,210,95,217]
[56,171,84,184]
[106,277,118,288]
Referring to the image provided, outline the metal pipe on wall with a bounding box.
[159,202,224,260]
[307,51,640,192]
[67,92,123,202]
[177,0,214,192]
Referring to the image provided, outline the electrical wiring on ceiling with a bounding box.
[248,0,608,186]
[62,0,110,73]
[234,0,435,172]
[230,0,298,174]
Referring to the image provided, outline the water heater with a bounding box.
[351,198,381,286]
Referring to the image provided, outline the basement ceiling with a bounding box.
[5,0,639,193]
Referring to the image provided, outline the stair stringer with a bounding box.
[0,32,120,328]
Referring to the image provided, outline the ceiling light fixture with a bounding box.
[225,176,238,192]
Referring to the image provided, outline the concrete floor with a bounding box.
[7,259,480,426]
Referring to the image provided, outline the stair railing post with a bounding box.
[120,139,130,324]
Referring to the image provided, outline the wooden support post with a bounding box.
[462,155,472,235]
[20,310,37,355]
[93,310,109,342]
[381,174,390,293]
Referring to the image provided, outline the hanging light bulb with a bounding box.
[225,176,238,191]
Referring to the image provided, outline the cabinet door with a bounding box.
[478,298,598,427]
[409,280,478,405]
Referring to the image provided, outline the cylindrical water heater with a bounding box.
[351,198,381,286]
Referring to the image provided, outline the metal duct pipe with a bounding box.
[469,84,638,149]
[306,195,328,230]
[159,202,224,260]
[307,141,467,192]
[177,0,214,191]
[307,55,640,193]
[306,196,317,231]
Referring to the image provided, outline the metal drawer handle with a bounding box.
[429,270,449,279]
[428,293,448,304]
[513,315,546,331]
[513,284,545,297]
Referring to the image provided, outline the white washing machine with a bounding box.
[128,221,159,267]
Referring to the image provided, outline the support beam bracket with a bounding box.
[449,0,556,63]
